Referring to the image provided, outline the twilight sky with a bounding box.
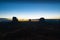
[0,1,60,19]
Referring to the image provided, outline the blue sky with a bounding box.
[0,2,60,19]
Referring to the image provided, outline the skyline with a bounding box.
[0,2,60,19]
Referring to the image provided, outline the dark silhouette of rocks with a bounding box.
[39,17,45,23]
[0,17,60,40]
[11,17,19,28]
[12,16,18,23]
[29,19,31,22]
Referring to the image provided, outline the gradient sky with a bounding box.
[0,2,60,19]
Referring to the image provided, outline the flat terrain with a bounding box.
[0,19,60,40]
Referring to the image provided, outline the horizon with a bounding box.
[0,17,60,22]
[0,17,60,21]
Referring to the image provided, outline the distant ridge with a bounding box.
[0,18,11,22]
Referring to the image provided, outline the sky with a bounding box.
[0,1,60,19]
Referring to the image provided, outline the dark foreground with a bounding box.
[0,19,60,40]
